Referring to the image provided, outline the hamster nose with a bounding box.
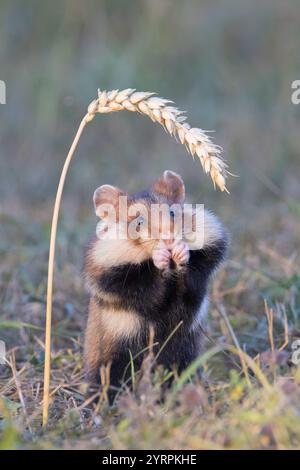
[163,238,175,249]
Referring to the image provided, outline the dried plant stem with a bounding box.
[264,299,275,352]
[218,303,251,387]
[42,114,90,426]
[42,89,230,426]
[226,345,272,391]
[10,353,32,433]
[279,308,289,351]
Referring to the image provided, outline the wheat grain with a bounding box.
[86,89,229,192]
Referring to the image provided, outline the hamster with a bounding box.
[84,170,228,398]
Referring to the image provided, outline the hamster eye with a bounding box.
[136,216,145,226]
[170,209,175,218]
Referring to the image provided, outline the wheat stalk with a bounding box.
[42,89,230,426]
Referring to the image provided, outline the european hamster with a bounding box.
[84,170,228,398]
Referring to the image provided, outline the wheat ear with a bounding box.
[89,89,229,191]
[42,89,229,426]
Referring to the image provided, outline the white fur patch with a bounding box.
[91,237,149,268]
[101,307,142,341]
[190,296,209,332]
[185,208,224,251]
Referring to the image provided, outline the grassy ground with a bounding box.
[1,200,300,449]
[1,0,300,450]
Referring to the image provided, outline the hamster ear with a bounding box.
[93,185,126,218]
[152,170,185,203]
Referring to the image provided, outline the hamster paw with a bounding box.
[152,247,171,270]
[171,240,190,266]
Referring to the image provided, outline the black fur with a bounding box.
[91,237,227,394]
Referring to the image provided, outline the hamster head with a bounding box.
[93,170,187,257]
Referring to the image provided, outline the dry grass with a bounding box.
[1,204,300,449]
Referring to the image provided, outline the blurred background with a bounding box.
[0,0,300,342]
[1,1,300,448]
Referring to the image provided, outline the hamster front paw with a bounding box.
[171,240,190,266]
[152,247,171,270]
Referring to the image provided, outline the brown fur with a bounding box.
[84,298,113,379]
[84,171,227,392]
[84,297,143,382]
[152,170,185,203]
